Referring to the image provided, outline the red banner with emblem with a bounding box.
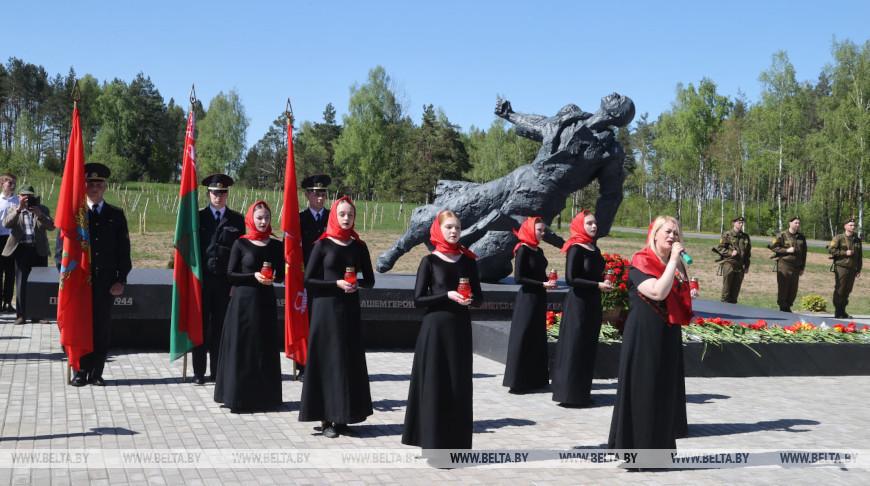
[56,107,93,371]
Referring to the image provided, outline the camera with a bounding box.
[20,196,39,208]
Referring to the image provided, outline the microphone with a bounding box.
[680,250,693,265]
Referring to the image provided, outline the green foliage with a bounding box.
[800,294,827,312]
[197,89,250,177]
[463,116,540,183]
[5,46,870,238]
[290,103,344,188]
[654,78,732,231]
[398,105,470,202]
[333,66,411,198]
[238,114,290,189]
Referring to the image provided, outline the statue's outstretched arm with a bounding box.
[495,99,545,142]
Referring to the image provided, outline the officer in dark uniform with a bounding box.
[827,217,863,319]
[192,174,245,385]
[769,216,807,312]
[296,174,331,380]
[71,163,132,387]
[715,216,751,304]
[299,174,331,267]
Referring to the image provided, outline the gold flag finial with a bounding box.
[285,98,293,124]
[72,80,81,108]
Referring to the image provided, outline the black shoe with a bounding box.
[71,372,88,387]
[322,423,339,438]
[192,375,206,385]
[89,376,105,386]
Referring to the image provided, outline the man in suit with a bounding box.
[296,174,331,380]
[71,163,132,387]
[0,173,19,312]
[2,184,55,324]
[192,174,245,385]
[299,174,331,267]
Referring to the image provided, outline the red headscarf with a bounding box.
[316,196,365,245]
[560,210,594,253]
[513,217,542,255]
[430,211,477,259]
[239,200,277,240]
[630,218,693,325]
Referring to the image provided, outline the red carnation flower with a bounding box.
[618,283,627,291]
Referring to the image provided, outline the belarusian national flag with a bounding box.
[169,109,203,361]
[56,107,93,371]
[282,114,309,364]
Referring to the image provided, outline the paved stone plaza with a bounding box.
[2,314,870,485]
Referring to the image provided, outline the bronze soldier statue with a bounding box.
[714,216,751,304]
[768,216,806,312]
[827,218,862,319]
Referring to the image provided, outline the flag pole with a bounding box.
[181,83,197,384]
[285,98,299,382]
[65,80,82,386]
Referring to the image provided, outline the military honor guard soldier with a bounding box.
[71,163,132,386]
[768,216,807,313]
[192,174,245,385]
[297,174,331,380]
[714,216,752,304]
[827,218,863,319]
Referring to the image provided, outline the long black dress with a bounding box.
[214,238,285,411]
[608,266,683,449]
[402,254,483,449]
[299,238,375,425]
[502,245,550,391]
[551,244,605,405]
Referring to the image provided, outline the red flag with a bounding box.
[282,114,308,364]
[169,109,204,360]
[56,107,93,371]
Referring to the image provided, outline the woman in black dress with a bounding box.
[299,197,375,439]
[551,211,613,407]
[214,201,285,412]
[402,211,483,449]
[503,217,557,392]
[608,216,697,451]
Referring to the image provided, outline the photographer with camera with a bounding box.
[2,184,55,324]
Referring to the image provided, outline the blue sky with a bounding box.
[3,1,869,147]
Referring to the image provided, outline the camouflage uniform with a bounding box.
[769,229,807,312]
[715,227,751,304]
[827,230,863,318]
